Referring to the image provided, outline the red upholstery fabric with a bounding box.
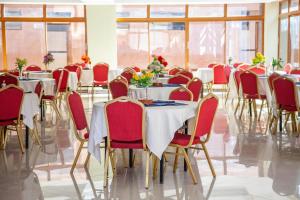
[0,86,23,126]
[238,64,250,71]
[93,80,108,86]
[273,77,298,112]
[84,133,89,139]
[233,63,243,68]
[248,67,266,75]
[105,100,144,144]
[67,91,88,131]
[111,140,143,149]
[177,70,193,79]
[0,74,18,86]
[64,65,82,80]
[224,65,231,82]
[169,88,193,101]
[268,73,280,92]
[208,63,216,68]
[26,65,42,71]
[53,69,69,93]
[34,81,43,99]
[42,95,55,100]
[8,71,20,76]
[121,70,134,82]
[168,74,190,84]
[284,63,292,74]
[233,70,241,93]
[171,132,200,146]
[240,71,261,99]
[290,68,300,75]
[213,64,228,84]
[168,68,181,75]
[109,79,128,99]
[132,66,141,72]
[187,78,202,102]
[93,63,109,85]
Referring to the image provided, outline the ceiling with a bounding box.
[0,0,279,5]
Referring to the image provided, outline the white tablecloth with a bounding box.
[22,93,40,129]
[129,85,180,100]
[88,101,198,162]
[19,78,55,96]
[193,68,213,83]
[27,72,51,79]
[80,69,123,86]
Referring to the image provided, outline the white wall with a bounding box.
[264,2,279,64]
[86,5,117,68]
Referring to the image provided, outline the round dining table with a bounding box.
[19,78,55,96]
[194,68,213,83]
[129,84,180,100]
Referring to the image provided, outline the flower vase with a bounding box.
[19,68,23,79]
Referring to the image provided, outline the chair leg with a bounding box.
[152,156,158,179]
[258,100,264,121]
[284,113,291,129]
[70,141,84,174]
[51,101,61,119]
[225,86,230,105]
[239,99,246,119]
[145,151,150,189]
[173,147,179,173]
[291,112,297,132]
[121,149,127,168]
[234,98,240,115]
[253,99,257,118]
[201,143,216,177]
[16,123,25,153]
[103,149,110,188]
[181,148,197,184]
[33,117,41,146]
[84,152,91,169]
[109,151,116,176]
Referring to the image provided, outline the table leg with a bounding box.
[129,149,133,168]
[25,126,29,149]
[40,101,43,121]
[184,121,188,172]
[160,157,164,184]
[279,112,283,132]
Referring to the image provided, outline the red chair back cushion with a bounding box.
[53,69,69,93]
[169,88,192,101]
[106,100,144,142]
[168,74,190,84]
[0,74,18,86]
[187,78,202,102]
[233,63,242,68]
[268,73,280,92]
[233,70,241,92]
[67,91,88,131]
[109,79,128,99]
[93,63,109,82]
[213,64,228,84]
[0,86,23,122]
[177,70,193,79]
[273,77,297,111]
[208,64,216,68]
[121,71,134,82]
[248,67,265,75]
[290,68,300,75]
[169,68,181,75]
[64,65,82,80]
[238,64,250,71]
[34,81,43,99]
[240,72,259,96]
[26,65,42,71]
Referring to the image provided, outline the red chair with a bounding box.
[169,87,193,101]
[168,67,182,75]
[273,77,299,132]
[121,70,134,83]
[132,66,141,72]
[268,72,280,93]
[177,70,193,79]
[284,63,292,74]
[104,97,152,188]
[8,70,20,77]
[187,78,203,102]
[109,78,128,99]
[239,71,266,120]
[168,74,190,84]
[64,65,82,81]
[169,94,219,183]
[0,73,19,86]
[34,81,44,101]
[224,65,231,82]
[238,64,251,71]
[290,67,300,75]
[233,63,243,68]
[26,65,42,71]
[66,91,92,173]
[233,70,242,115]
[0,85,24,153]
[248,66,266,75]
[208,63,217,68]
[212,64,228,85]
[92,63,109,98]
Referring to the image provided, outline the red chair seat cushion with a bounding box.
[281,105,298,112]
[170,132,201,146]
[245,94,266,100]
[93,81,108,86]
[42,95,55,100]
[0,119,16,126]
[110,139,143,149]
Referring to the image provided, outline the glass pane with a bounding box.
[290,16,300,66]
[227,4,263,16]
[279,18,288,64]
[47,23,86,70]
[189,4,224,17]
[189,22,225,69]
[6,22,46,69]
[150,5,185,18]
[280,1,289,13]
[4,4,43,17]
[117,23,149,68]
[226,21,262,64]
[46,5,84,18]
[290,0,299,12]
[150,22,185,67]
[116,5,147,18]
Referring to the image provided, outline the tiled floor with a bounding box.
[1,92,300,200]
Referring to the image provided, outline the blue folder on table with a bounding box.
[145,100,187,107]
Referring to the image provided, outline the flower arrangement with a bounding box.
[131,70,154,88]
[252,52,265,66]
[148,55,168,75]
[15,57,27,73]
[81,54,91,64]
[43,53,54,68]
[272,58,283,71]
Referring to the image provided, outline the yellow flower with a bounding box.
[133,73,139,81]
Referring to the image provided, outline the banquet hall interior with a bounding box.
[1,0,300,199]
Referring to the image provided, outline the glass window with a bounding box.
[4,4,43,17]
[117,23,149,68]
[47,22,86,69]
[189,4,224,17]
[290,0,299,12]
[226,21,262,63]
[227,4,263,16]
[6,22,46,69]
[46,5,84,18]
[280,1,289,14]
[290,16,300,66]
[150,5,185,18]
[150,22,185,67]
[116,5,147,18]
[189,22,225,69]
[279,18,288,64]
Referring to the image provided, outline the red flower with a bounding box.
[157,56,163,63]
[162,61,168,67]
